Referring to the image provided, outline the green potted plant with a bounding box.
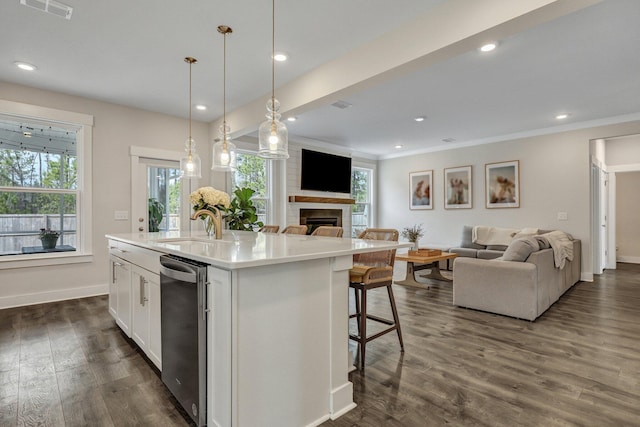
[401,224,424,250]
[39,228,60,249]
[222,187,264,231]
[148,198,165,232]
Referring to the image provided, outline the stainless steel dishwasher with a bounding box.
[159,254,208,427]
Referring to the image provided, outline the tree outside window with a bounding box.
[230,152,269,224]
[352,167,372,237]
[0,118,78,254]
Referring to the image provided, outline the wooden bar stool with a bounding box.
[349,228,403,370]
[281,225,308,235]
[258,225,280,233]
[311,226,343,237]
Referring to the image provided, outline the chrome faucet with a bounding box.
[191,208,223,239]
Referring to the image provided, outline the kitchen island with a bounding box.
[106,229,408,427]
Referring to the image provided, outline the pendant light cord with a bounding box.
[271,0,276,115]
[188,59,193,150]
[223,30,227,149]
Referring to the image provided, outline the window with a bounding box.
[230,151,270,224]
[352,167,373,237]
[0,101,93,267]
[147,165,181,231]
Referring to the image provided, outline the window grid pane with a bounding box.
[0,116,79,256]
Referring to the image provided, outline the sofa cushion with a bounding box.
[486,244,508,251]
[450,247,479,258]
[461,225,485,249]
[477,250,505,260]
[502,237,540,262]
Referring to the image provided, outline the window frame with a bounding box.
[351,165,375,237]
[227,149,272,225]
[0,100,93,269]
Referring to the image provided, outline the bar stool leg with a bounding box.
[359,288,367,370]
[353,287,361,337]
[387,285,404,351]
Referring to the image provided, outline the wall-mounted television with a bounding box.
[301,149,352,194]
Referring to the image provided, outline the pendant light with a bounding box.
[258,0,289,159]
[212,25,237,171]
[180,57,202,178]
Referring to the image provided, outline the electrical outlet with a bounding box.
[557,212,568,221]
[114,211,129,221]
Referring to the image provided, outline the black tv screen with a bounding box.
[301,149,352,194]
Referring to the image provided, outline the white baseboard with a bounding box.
[580,272,594,282]
[0,283,108,310]
[617,256,640,264]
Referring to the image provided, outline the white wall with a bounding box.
[606,134,640,166]
[378,121,640,281]
[0,82,210,308]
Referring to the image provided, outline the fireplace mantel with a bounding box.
[289,195,355,205]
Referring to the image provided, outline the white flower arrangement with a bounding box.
[190,186,231,213]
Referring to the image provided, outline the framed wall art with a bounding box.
[444,165,472,209]
[485,160,519,208]
[409,170,433,210]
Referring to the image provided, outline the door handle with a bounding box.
[139,276,147,306]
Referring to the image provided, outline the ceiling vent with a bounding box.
[331,100,352,110]
[20,0,73,20]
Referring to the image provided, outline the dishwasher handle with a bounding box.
[160,256,199,283]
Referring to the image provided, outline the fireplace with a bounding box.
[300,209,342,235]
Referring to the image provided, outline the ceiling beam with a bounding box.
[212,0,602,143]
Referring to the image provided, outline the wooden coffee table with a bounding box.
[395,252,458,287]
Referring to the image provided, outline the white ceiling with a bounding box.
[1,0,639,158]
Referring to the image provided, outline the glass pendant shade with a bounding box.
[180,137,202,178]
[258,0,289,160]
[212,25,237,171]
[180,56,201,179]
[212,123,237,171]
[258,98,289,159]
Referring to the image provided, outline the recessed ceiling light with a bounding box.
[394,144,403,149]
[479,42,497,52]
[273,52,288,62]
[14,61,37,71]
[195,105,207,111]
[23,131,32,138]
[414,116,426,122]
[286,117,296,122]
[556,113,569,120]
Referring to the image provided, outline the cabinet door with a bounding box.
[147,272,162,370]
[108,255,119,319]
[132,265,150,351]
[114,257,132,337]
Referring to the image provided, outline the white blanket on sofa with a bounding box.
[472,226,519,246]
[543,230,574,269]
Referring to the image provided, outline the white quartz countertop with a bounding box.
[106,230,411,269]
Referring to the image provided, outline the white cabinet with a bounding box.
[132,265,162,369]
[109,254,132,337]
[108,239,162,369]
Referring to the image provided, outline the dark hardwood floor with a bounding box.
[1,263,638,426]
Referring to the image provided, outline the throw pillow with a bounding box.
[535,235,551,249]
[512,228,539,240]
[502,236,540,262]
[461,225,485,249]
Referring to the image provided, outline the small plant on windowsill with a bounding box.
[401,224,424,249]
[39,228,61,249]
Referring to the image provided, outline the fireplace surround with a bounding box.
[299,209,342,235]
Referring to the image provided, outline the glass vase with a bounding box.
[202,216,215,237]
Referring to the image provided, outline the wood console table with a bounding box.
[395,252,457,288]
